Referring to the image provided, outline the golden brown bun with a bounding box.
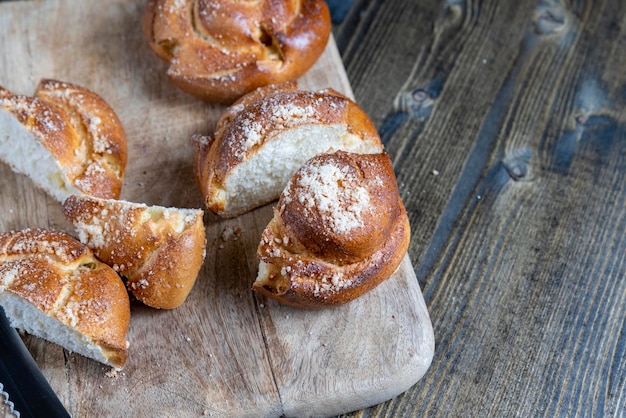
[193,82,384,218]
[254,151,410,309]
[0,228,130,368]
[142,0,331,103]
[0,80,127,201]
[62,195,207,310]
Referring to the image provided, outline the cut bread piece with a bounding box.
[62,195,207,310]
[192,82,384,218]
[0,228,130,369]
[254,151,410,309]
[0,79,127,202]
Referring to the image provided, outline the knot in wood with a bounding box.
[444,0,465,15]
[412,89,429,104]
[502,149,532,182]
[394,88,433,121]
[533,1,568,35]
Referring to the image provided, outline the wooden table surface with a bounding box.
[0,0,624,416]
[335,0,626,417]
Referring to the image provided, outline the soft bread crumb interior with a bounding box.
[223,124,380,215]
[255,261,289,295]
[0,293,113,366]
[148,206,200,234]
[255,261,273,286]
[0,111,79,201]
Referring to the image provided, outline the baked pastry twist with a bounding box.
[142,0,331,103]
[193,82,383,217]
[254,151,410,309]
[63,195,207,310]
[0,79,127,201]
[0,228,130,368]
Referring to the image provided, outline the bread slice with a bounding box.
[192,82,384,217]
[0,228,130,369]
[254,151,410,309]
[0,79,127,202]
[63,195,206,309]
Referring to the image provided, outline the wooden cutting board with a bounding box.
[0,1,434,416]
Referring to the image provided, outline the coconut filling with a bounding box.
[0,111,80,202]
[222,124,378,215]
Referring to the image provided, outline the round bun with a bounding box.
[253,151,410,309]
[0,228,130,368]
[193,82,384,218]
[142,0,331,103]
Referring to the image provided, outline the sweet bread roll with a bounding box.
[142,0,331,103]
[0,228,130,369]
[192,83,384,218]
[254,151,410,309]
[62,195,207,310]
[0,79,127,202]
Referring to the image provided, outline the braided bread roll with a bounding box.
[254,151,410,309]
[0,79,127,202]
[63,195,207,310]
[0,228,130,369]
[193,82,384,218]
[142,0,331,103]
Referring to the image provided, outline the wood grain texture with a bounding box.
[0,1,434,417]
[336,0,626,417]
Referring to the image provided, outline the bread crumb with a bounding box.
[221,226,242,241]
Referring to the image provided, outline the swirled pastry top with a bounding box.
[63,195,206,310]
[142,0,331,102]
[0,79,127,201]
[0,228,130,368]
[254,151,410,309]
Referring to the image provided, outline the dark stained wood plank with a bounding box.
[337,0,626,416]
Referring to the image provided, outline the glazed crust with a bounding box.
[192,82,383,217]
[35,79,128,199]
[62,195,207,310]
[254,151,411,309]
[0,80,127,200]
[0,228,130,367]
[142,0,331,103]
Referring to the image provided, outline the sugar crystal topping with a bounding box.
[283,159,371,233]
[234,97,318,158]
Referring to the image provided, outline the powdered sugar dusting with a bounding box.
[0,263,20,291]
[73,162,107,195]
[43,87,120,157]
[313,271,354,298]
[169,0,185,13]
[239,118,264,152]
[284,159,371,233]
[234,99,318,158]
[1,95,64,135]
